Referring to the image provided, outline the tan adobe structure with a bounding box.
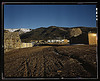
[21,43,33,48]
[64,39,69,43]
[4,31,34,51]
[88,32,97,45]
[4,32,21,52]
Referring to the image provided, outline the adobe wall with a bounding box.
[4,32,21,52]
[21,43,33,48]
[88,33,97,45]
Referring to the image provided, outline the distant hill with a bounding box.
[19,26,97,43]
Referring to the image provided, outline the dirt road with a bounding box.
[4,45,97,78]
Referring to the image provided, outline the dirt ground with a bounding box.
[4,45,97,78]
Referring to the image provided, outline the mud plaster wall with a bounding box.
[4,32,21,52]
[88,33,97,45]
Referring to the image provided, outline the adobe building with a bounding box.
[4,32,22,52]
[88,32,97,45]
[21,43,33,48]
[47,39,69,43]
[64,39,70,43]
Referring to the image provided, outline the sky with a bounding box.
[4,5,96,29]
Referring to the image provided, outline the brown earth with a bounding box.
[4,45,97,78]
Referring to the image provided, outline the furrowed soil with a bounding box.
[4,45,97,78]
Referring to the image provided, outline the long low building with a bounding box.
[21,43,33,48]
[47,39,69,43]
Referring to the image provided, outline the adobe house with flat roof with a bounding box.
[88,32,97,45]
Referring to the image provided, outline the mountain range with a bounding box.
[18,26,97,42]
[4,26,97,43]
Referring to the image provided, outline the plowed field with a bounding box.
[4,45,97,78]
